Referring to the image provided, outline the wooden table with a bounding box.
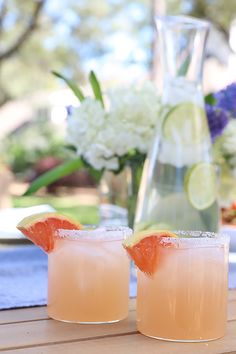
[0,291,236,354]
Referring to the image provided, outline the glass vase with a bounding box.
[98,164,142,228]
[98,169,128,227]
[135,16,220,232]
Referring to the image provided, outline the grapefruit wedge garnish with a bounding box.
[123,230,177,276]
[17,212,82,253]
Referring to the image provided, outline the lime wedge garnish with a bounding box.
[163,103,209,145]
[184,162,217,210]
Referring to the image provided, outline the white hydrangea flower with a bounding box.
[107,82,161,154]
[85,143,119,170]
[66,82,161,171]
[66,98,106,156]
[221,120,236,154]
[221,120,236,168]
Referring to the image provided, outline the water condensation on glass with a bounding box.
[57,226,133,241]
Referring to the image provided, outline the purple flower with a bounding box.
[214,83,236,118]
[66,105,73,116]
[205,104,230,142]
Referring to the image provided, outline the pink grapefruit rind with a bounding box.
[123,230,177,276]
[17,212,82,253]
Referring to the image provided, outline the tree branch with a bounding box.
[0,88,11,107]
[0,0,7,35]
[189,0,229,41]
[0,0,7,25]
[0,0,46,62]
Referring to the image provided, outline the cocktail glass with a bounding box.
[47,226,132,323]
[137,231,229,341]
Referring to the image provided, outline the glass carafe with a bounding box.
[135,16,220,232]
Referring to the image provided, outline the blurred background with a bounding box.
[0,0,235,225]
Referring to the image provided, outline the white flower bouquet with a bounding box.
[205,83,236,213]
[25,71,161,194]
[67,82,160,171]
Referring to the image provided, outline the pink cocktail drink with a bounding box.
[137,231,229,341]
[48,226,132,323]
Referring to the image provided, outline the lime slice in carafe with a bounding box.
[163,102,209,145]
[184,162,217,210]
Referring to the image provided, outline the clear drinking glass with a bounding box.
[137,231,230,342]
[47,226,132,324]
[135,16,220,232]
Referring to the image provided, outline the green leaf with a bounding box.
[80,157,103,183]
[177,55,191,76]
[205,93,216,105]
[89,71,104,107]
[65,144,77,152]
[88,167,103,184]
[52,71,85,102]
[23,158,84,196]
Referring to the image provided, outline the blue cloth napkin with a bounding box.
[0,245,235,310]
[0,245,137,310]
[0,245,47,310]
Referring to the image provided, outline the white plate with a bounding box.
[0,205,55,240]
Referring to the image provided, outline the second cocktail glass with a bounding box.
[47,226,132,324]
[137,231,229,342]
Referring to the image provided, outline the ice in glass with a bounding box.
[47,226,132,323]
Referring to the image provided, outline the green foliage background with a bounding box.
[0,0,235,106]
[0,0,235,183]
[0,115,67,176]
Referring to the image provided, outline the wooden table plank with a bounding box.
[0,290,234,325]
[0,312,136,351]
[0,292,235,353]
[0,301,135,325]
[0,307,48,325]
[0,303,234,326]
[1,320,236,354]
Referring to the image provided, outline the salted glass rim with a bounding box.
[155,15,210,30]
[56,226,133,242]
[160,231,230,248]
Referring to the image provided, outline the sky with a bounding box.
[44,0,151,84]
